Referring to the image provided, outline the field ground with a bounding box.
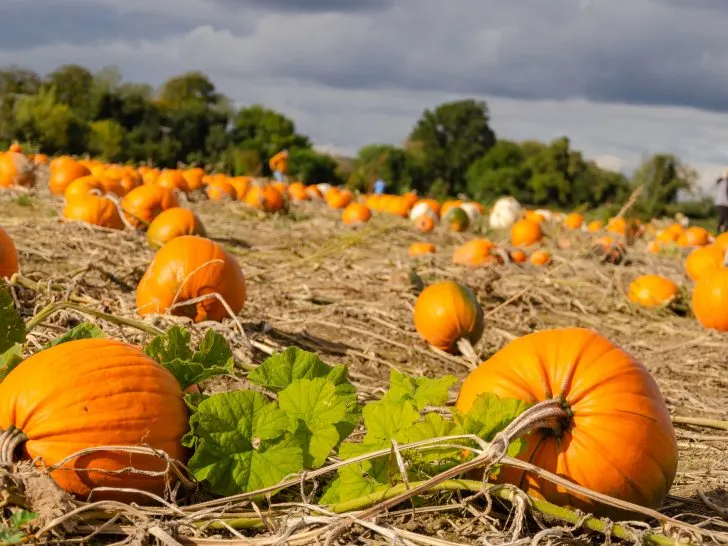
[1,188,727,544]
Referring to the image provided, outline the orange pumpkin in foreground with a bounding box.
[62,195,125,230]
[628,275,679,308]
[136,235,246,322]
[0,339,189,501]
[692,268,728,331]
[456,327,678,518]
[0,225,19,278]
[413,280,484,352]
[146,207,207,247]
[121,184,179,227]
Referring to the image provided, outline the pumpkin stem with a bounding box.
[498,398,571,448]
[0,426,28,464]
[456,338,480,369]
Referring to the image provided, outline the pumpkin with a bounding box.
[677,226,710,248]
[593,236,626,265]
[530,249,551,266]
[325,188,354,210]
[341,203,371,226]
[63,195,125,230]
[692,268,728,331]
[8,142,21,153]
[182,168,206,191]
[410,199,441,219]
[64,176,105,201]
[488,196,522,230]
[440,200,463,218]
[460,202,484,224]
[413,280,484,353]
[452,239,500,267]
[121,184,179,227]
[146,208,207,247]
[48,157,90,195]
[524,210,546,224]
[0,152,35,188]
[656,229,679,245]
[245,184,285,213]
[563,212,583,230]
[713,232,728,252]
[0,226,19,278]
[408,242,436,257]
[229,176,252,201]
[0,339,189,501]
[647,240,662,254]
[287,181,309,202]
[206,180,236,201]
[414,213,436,233]
[587,220,603,232]
[684,245,725,282]
[444,207,470,232]
[509,249,527,263]
[628,275,679,308]
[606,216,631,237]
[136,235,246,323]
[96,175,127,197]
[510,219,542,247]
[455,327,678,518]
[157,169,190,193]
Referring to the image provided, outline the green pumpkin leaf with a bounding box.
[454,392,532,443]
[144,327,234,389]
[0,342,23,382]
[185,390,303,496]
[0,281,24,354]
[247,346,334,392]
[44,322,104,349]
[278,377,350,468]
[381,369,457,410]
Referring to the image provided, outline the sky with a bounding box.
[2,0,728,195]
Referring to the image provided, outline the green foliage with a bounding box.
[0,281,24,382]
[631,154,697,219]
[0,509,37,545]
[143,326,235,389]
[287,147,341,185]
[88,119,125,161]
[44,322,104,349]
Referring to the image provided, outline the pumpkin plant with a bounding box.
[146,207,207,247]
[136,235,246,323]
[413,280,484,360]
[628,275,679,309]
[456,327,678,518]
[0,226,19,279]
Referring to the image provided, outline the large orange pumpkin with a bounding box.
[63,195,125,230]
[456,327,678,518]
[510,219,542,247]
[64,176,105,201]
[684,245,725,282]
[146,207,206,247]
[341,203,371,226]
[136,236,246,323]
[48,158,91,195]
[0,339,189,501]
[692,268,728,331]
[628,275,679,308]
[413,280,484,352]
[121,185,179,227]
[0,226,19,278]
[182,168,205,191]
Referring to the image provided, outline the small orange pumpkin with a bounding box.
[287,181,309,202]
[413,280,484,353]
[136,235,246,323]
[684,245,725,282]
[511,219,542,247]
[0,338,189,501]
[146,208,207,247]
[677,226,710,248]
[157,169,190,193]
[692,268,728,331]
[414,213,436,233]
[325,188,354,209]
[182,168,205,191]
[628,275,679,308]
[452,239,500,267]
[0,226,19,278]
[563,212,583,230]
[62,195,124,230]
[530,249,551,266]
[245,183,285,213]
[121,185,180,227]
[509,249,527,263]
[341,203,371,226]
[408,242,436,257]
[206,180,236,201]
[587,220,603,232]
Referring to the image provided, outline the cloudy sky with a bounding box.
[2,0,728,194]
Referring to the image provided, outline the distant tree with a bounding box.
[408,99,496,195]
[288,148,341,185]
[632,153,697,218]
[44,64,94,117]
[88,119,125,161]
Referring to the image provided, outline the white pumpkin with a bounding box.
[460,202,482,224]
[488,196,522,230]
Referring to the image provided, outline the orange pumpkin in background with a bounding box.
[64,176,105,201]
[692,268,728,331]
[146,207,207,247]
[414,213,436,233]
[413,280,484,352]
[206,180,236,201]
[530,249,551,266]
[156,169,190,193]
[0,339,189,501]
[62,195,125,230]
[0,225,19,278]
[182,167,206,191]
[452,239,500,267]
[136,235,246,323]
[341,203,371,226]
[628,275,679,308]
[684,245,724,282]
[563,212,583,230]
[511,219,542,247]
[456,327,678,518]
[245,184,285,212]
[408,242,436,257]
[0,152,36,188]
[677,226,710,248]
[121,185,179,227]
[48,157,91,195]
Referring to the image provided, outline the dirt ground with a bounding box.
[1,188,727,544]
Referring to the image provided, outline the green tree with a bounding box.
[288,148,341,185]
[88,119,125,161]
[632,154,697,218]
[0,67,41,141]
[408,99,496,195]
[44,64,94,117]
[466,140,530,202]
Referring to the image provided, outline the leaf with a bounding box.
[360,399,421,445]
[247,346,335,392]
[454,392,532,443]
[45,322,104,348]
[184,392,208,413]
[278,378,348,468]
[185,390,303,495]
[401,412,463,462]
[145,327,235,389]
[0,343,23,382]
[382,370,458,410]
[9,510,37,528]
[0,281,24,354]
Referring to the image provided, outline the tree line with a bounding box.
[0,63,707,217]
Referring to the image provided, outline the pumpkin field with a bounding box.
[0,154,727,546]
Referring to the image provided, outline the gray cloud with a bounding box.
[216,0,395,13]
